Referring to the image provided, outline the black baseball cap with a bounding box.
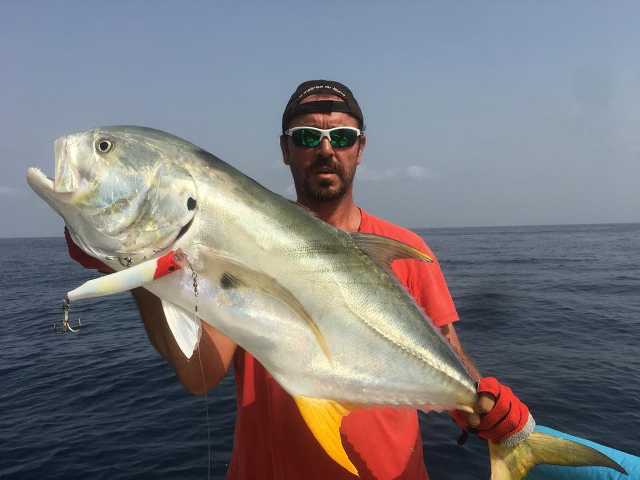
[282,80,364,133]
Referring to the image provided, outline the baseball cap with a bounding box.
[282,80,364,133]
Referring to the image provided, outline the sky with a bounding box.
[1,0,639,238]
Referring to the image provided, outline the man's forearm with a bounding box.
[131,288,237,394]
[440,323,482,380]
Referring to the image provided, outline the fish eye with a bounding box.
[96,139,113,154]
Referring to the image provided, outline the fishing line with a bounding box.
[189,261,212,480]
[197,344,212,480]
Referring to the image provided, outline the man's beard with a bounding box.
[302,157,356,203]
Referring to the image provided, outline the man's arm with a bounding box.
[131,288,237,395]
[440,322,497,425]
[439,322,481,380]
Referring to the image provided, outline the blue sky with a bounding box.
[2,0,639,237]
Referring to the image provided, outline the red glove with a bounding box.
[452,377,534,446]
[64,227,115,274]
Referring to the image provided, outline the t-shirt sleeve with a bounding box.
[392,239,459,328]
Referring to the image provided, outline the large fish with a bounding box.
[27,126,626,479]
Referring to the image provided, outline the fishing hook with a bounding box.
[54,296,82,334]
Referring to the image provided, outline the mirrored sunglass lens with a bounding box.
[330,129,357,147]
[292,129,321,147]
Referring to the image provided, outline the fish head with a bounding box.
[27,126,198,264]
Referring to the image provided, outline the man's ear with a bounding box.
[356,134,366,165]
[280,135,291,165]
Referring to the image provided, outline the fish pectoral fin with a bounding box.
[183,246,332,362]
[294,396,359,477]
[488,431,627,480]
[349,233,433,267]
[161,300,201,360]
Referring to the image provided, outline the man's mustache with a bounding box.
[305,157,344,176]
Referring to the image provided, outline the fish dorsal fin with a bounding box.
[161,300,201,359]
[294,396,359,477]
[349,233,433,268]
[183,245,331,362]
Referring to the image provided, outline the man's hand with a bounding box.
[452,377,535,446]
[64,227,115,273]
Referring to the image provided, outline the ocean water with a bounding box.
[1,223,638,479]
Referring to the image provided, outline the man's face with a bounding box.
[281,96,365,204]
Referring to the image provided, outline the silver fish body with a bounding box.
[30,125,476,410]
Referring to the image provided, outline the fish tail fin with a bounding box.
[488,431,628,480]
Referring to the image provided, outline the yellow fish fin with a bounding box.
[350,232,433,267]
[488,431,627,480]
[294,396,359,477]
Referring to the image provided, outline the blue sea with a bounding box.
[1,223,639,479]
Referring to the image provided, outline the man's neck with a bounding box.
[298,196,361,232]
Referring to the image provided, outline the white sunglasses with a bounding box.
[284,126,362,148]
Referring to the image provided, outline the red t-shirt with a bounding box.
[226,209,458,479]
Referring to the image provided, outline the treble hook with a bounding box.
[54,296,82,334]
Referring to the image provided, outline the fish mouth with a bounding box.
[27,167,54,191]
[27,134,80,203]
[26,167,69,211]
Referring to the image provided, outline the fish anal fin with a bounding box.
[182,245,332,363]
[161,300,201,360]
[488,431,627,480]
[294,396,359,477]
[350,233,433,268]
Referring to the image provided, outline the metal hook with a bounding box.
[54,296,82,334]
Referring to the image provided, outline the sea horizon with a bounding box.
[3,220,639,241]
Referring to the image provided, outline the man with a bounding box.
[67,80,532,479]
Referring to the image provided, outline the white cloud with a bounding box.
[357,164,437,182]
[405,165,433,179]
